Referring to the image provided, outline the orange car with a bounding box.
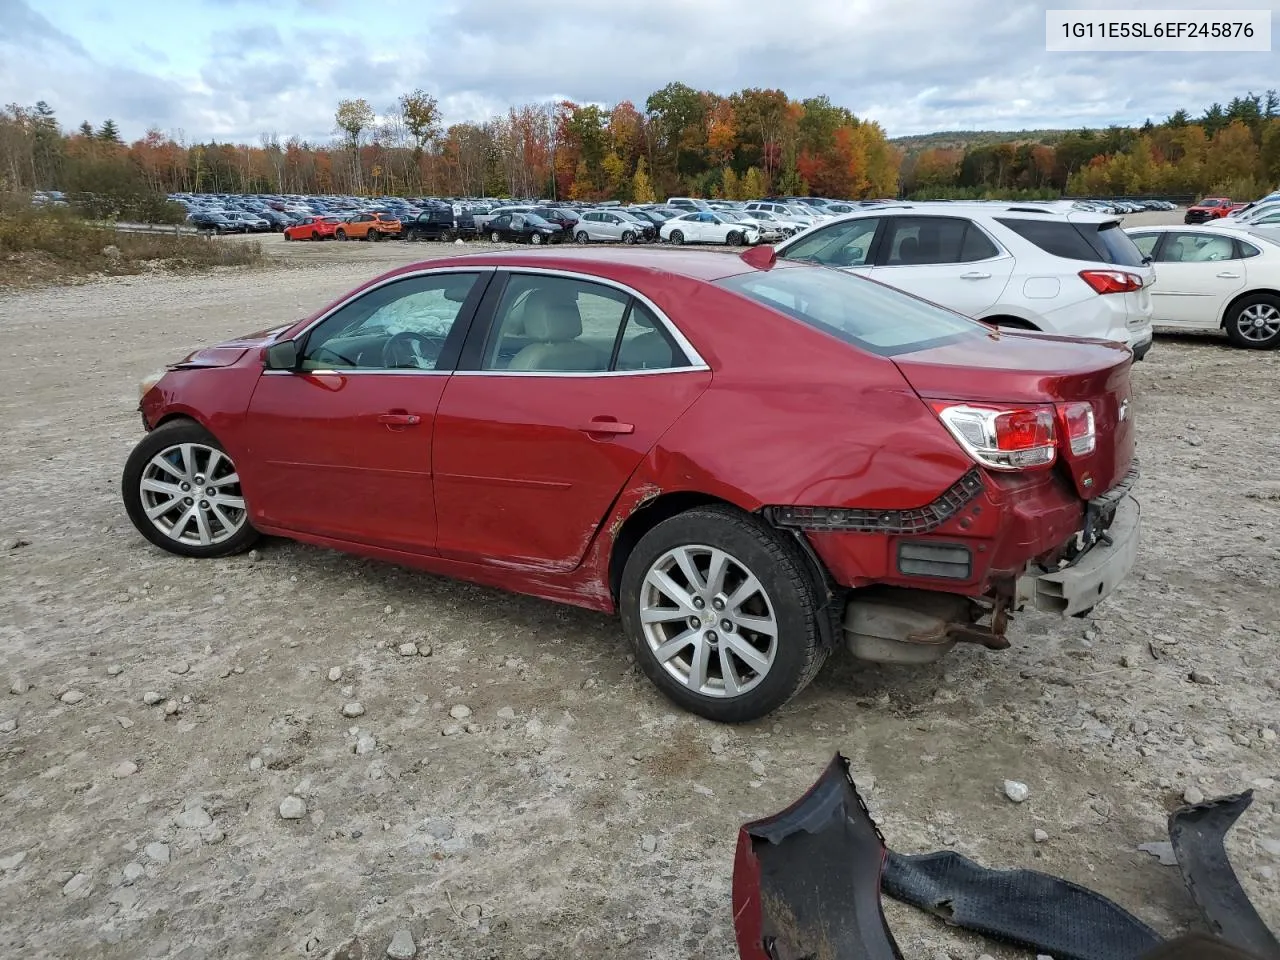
[283,215,343,241]
[334,212,402,241]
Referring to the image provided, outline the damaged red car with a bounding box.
[122,246,1140,722]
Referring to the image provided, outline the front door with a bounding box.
[433,271,711,570]
[242,270,489,553]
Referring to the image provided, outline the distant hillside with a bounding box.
[890,129,1073,152]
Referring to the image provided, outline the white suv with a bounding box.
[772,203,1155,358]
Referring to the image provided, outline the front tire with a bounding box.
[121,420,259,559]
[335,229,347,241]
[1224,293,1280,349]
[619,506,828,723]
[622,231,636,245]
[726,230,743,246]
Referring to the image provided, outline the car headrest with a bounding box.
[523,291,582,341]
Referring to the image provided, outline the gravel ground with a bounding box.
[1,224,1278,959]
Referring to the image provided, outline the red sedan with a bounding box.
[122,247,1140,722]
[283,215,343,241]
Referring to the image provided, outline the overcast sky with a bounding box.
[3,0,1277,144]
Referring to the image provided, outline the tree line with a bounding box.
[901,91,1280,200]
[0,86,900,204]
[2,88,1277,211]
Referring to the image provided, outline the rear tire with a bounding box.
[1224,293,1280,349]
[530,232,544,245]
[491,231,501,243]
[367,229,379,242]
[310,230,320,241]
[669,230,684,245]
[987,317,1036,331]
[575,231,589,244]
[619,506,828,723]
[121,419,259,560]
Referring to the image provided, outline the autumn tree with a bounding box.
[631,157,656,202]
[335,98,375,191]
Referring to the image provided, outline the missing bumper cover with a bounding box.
[768,469,984,535]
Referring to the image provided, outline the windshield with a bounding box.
[717,264,987,358]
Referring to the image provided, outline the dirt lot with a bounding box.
[1,225,1278,960]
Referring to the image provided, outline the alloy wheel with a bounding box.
[639,544,778,698]
[139,443,247,547]
[1237,303,1280,343]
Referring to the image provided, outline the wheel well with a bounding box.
[606,492,739,602]
[1220,288,1280,328]
[982,315,1039,330]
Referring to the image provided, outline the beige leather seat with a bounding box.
[616,311,675,369]
[507,291,605,371]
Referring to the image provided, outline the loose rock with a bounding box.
[9,679,29,695]
[1033,829,1049,843]
[62,873,91,898]
[398,643,418,657]
[0,717,16,734]
[169,661,190,675]
[0,851,27,872]
[143,691,164,706]
[163,699,179,716]
[497,707,516,721]
[1004,780,1030,803]
[464,722,481,734]
[327,667,343,682]
[1183,786,1205,805]
[342,702,365,718]
[386,927,416,959]
[355,735,377,756]
[1138,841,1178,865]
[107,665,124,677]
[60,689,85,705]
[418,644,432,657]
[279,796,307,820]
[449,704,472,720]
[116,716,134,729]
[112,761,139,778]
[145,842,170,864]
[249,756,263,772]
[121,862,145,885]
[641,834,658,853]
[1190,670,1218,685]
[175,807,212,830]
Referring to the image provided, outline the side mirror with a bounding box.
[264,340,299,370]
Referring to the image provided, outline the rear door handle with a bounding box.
[580,417,634,435]
[960,271,991,279]
[1216,271,1241,278]
[377,413,421,426]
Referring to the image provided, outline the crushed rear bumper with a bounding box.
[1016,493,1140,616]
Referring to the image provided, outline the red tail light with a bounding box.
[1056,401,1096,456]
[1079,269,1144,294]
[930,403,1057,471]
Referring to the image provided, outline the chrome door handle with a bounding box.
[1216,272,1241,278]
[377,413,421,426]
[580,418,634,435]
[960,271,991,279]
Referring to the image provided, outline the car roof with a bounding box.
[388,247,763,283]
[806,201,1117,224]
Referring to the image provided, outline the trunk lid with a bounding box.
[893,330,1135,500]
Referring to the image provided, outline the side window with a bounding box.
[780,217,879,267]
[482,275,629,373]
[994,218,1098,260]
[614,303,690,371]
[1237,239,1262,258]
[881,217,971,266]
[959,223,1000,261]
[1158,232,1234,263]
[301,273,481,371]
[1129,233,1160,258]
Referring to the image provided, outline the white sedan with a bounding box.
[660,211,760,246]
[1124,224,1280,348]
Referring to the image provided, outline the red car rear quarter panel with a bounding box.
[644,282,975,510]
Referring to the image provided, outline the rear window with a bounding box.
[995,218,1145,266]
[716,264,987,358]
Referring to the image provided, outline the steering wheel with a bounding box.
[382,331,447,369]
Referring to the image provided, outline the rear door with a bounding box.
[432,270,711,571]
[1148,231,1247,326]
[866,215,1014,316]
